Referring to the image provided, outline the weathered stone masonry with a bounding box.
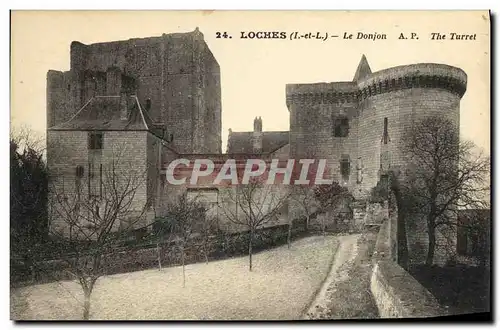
[47,28,221,155]
[285,57,466,199]
[282,57,467,263]
[46,29,468,261]
[46,29,221,232]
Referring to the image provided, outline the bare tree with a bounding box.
[290,185,319,234]
[47,147,154,320]
[10,125,46,155]
[152,214,176,271]
[219,177,290,271]
[402,115,490,266]
[161,192,207,287]
[197,214,219,264]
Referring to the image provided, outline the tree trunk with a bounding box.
[287,221,292,249]
[83,289,91,320]
[204,239,209,264]
[392,186,409,270]
[156,243,162,271]
[305,215,310,232]
[248,231,253,272]
[181,247,186,288]
[426,221,436,266]
[30,265,35,284]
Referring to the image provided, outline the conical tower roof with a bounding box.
[353,54,372,81]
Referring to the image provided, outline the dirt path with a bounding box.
[303,234,360,319]
[303,232,379,319]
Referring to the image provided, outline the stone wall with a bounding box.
[363,202,388,225]
[370,215,448,318]
[287,83,359,195]
[371,259,448,318]
[47,130,154,235]
[13,221,307,286]
[352,200,367,231]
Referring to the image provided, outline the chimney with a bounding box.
[253,117,262,132]
[252,117,263,153]
[226,128,233,152]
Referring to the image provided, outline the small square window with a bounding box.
[333,117,349,137]
[75,165,85,178]
[88,132,103,150]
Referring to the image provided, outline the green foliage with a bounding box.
[369,180,389,204]
[10,139,49,257]
[152,214,177,237]
[314,182,353,211]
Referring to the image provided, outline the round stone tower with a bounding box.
[286,56,467,198]
[356,63,467,194]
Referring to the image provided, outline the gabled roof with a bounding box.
[227,131,289,154]
[353,54,372,81]
[48,95,154,132]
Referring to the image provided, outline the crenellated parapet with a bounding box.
[286,63,467,108]
[286,82,359,107]
[357,63,467,100]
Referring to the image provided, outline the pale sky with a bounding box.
[11,10,490,154]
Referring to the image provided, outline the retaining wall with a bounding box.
[370,208,448,318]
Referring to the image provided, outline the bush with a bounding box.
[369,181,388,204]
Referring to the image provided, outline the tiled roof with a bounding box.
[353,54,372,81]
[227,131,289,154]
[49,95,155,132]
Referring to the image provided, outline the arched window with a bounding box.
[333,116,349,137]
[145,99,152,111]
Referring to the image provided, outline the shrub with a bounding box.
[369,181,388,204]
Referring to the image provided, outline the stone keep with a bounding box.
[47,28,222,155]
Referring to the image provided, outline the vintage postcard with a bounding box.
[10,10,491,321]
